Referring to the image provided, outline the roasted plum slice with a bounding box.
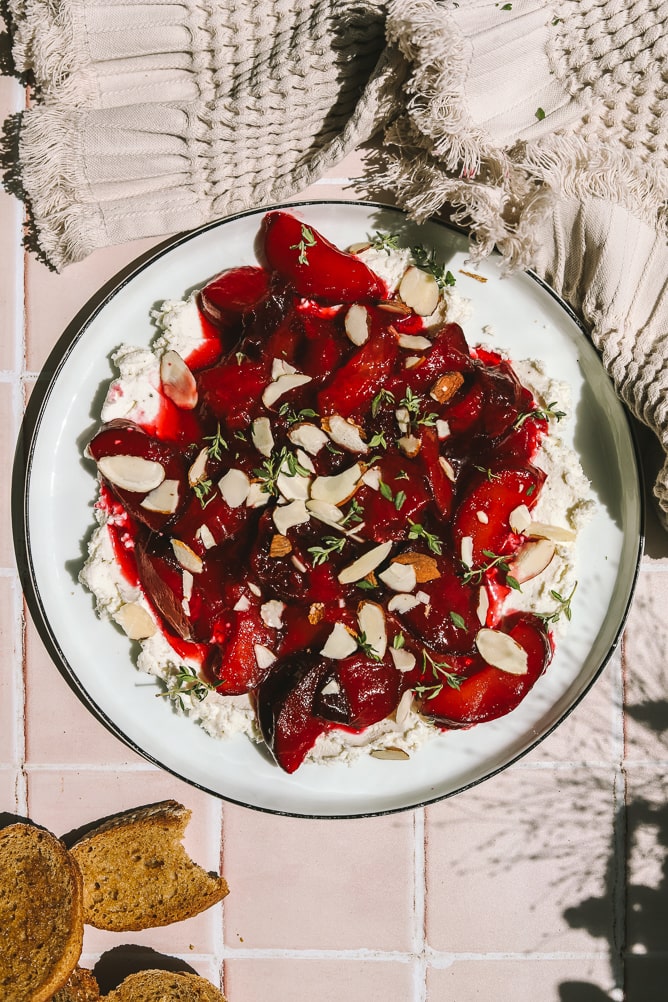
[262,211,386,302]
[198,266,270,332]
[256,652,334,773]
[354,452,431,543]
[332,652,408,730]
[416,613,552,727]
[451,463,546,568]
[206,603,276,695]
[317,323,400,419]
[88,420,188,531]
[392,552,481,655]
[196,358,268,429]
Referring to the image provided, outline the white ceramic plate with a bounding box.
[20,201,643,818]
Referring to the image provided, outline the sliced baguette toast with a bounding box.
[104,971,226,1001]
[52,966,101,1002]
[70,801,228,931]
[0,823,84,1002]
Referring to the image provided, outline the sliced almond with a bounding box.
[379,561,417,593]
[370,747,410,761]
[321,678,341,696]
[338,541,393,584]
[262,372,312,408]
[171,538,203,574]
[397,333,432,351]
[476,586,490,625]
[476,627,528,675]
[439,456,456,482]
[97,454,165,494]
[394,687,415,724]
[387,592,421,614]
[277,470,311,503]
[397,434,421,458]
[246,481,271,508]
[269,533,292,557]
[182,570,194,602]
[218,468,251,508]
[377,300,412,315]
[524,521,577,543]
[436,419,451,440]
[311,462,363,507]
[140,478,180,514]
[393,551,441,583]
[306,498,345,528]
[295,448,316,474]
[271,358,297,379]
[272,499,310,536]
[196,523,217,550]
[160,350,198,409]
[322,415,369,454]
[233,594,251,612]
[254,644,277,670]
[113,602,156,640]
[508,538,556,583]
[509,504,532,534]
[430,371,464,404]
[321,622,358,660]
[357,601,387,659]
[251,416,274,457]
[395,407,411,435]
[348,241,372,254]
[389,647,416,673]
[288,422,329,456]
[361,467,382,490]
[399,265,440,316]
[344,303,370,346]
[404,355,423,369]
[188,448,209,487]
[460,535,474,568]
[476,510,489,524]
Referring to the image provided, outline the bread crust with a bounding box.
[52,966,101,1002]
[70,800,228,931]
[104,970,226,1001]
[0,824,84,1002]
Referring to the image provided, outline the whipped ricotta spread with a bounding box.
[80,236,596,767]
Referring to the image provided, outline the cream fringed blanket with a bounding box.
[5,0,668,525]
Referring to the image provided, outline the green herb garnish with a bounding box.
[290,224,317,265]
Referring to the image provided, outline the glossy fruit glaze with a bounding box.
[87,211,555,773]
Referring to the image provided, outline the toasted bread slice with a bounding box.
[0,823,84,1002]
[104,970,225,1001]
[70,800,228,931]
[52,966,101,1001]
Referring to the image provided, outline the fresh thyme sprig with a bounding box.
[514,401,567,430]
[290,224,317,265]
[410,244,456,289]
[340,498,365,527]
[193,479,215,508]
[203,423,228,461]
[369,231,402,254]
[414,649,466,699]
[357,631,383,661]
[159,667,216,712]
[308,535,347,565]
[461,548,521,591]
[371,388,395,418]
[537,582,578,625]
[278,403,319,425]
[400,387,438,429]
[408,521,443,555]
[254,446,310,495]
[379,479,407,511]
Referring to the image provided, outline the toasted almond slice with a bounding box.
[171,538,203,575]
[272,498,310,536]
[248,582,262,597]
[269,533,292,557]
[260,600,285,629]
[338,541,393,584]
[218,468,251,508]
[439,456,456,482]
[379,561,417,593]
[395,407,411,434]
[387,592,421,614]
[296,448,316,473]
[476,586,490,625]
[321,678,341,696]
[397,333,432,351]
[404,355,423,369]
[436,419,451,440]
[399,265,440,316]
[430,371,464,404]
[394,688,415,724]
[476,510,489,524]
[357,601,387,659]
[254,644,277,670]
[233,594,251,612]
[291,554,308,573]
[277,470,311,502]
[393,551,441,583]
[188,448,209,487]
[460,535,474,568]
[371,747,410,761]
[476,627,528,675]
[160,350,198,409]
[508,538,556,583]
[113,602,156,640]
[262,372,312,408]
[397,434,421,457]
[251,416,274,457]
[377,300,412,315]
[311,462,363,507]
[288,422,329,456]
[246,481,271,508]
[361,467,382,490]
[322,415,369,454]
[344,303,370,346]
[140,478,180,514]
[306,498,345,528]
[390,647,416,673]
[524,521,577,543]
[182,569,194,602]
[271,358,297,379]
[509,504,532,533]
[321,622,358,659]
[97,454,165,493]
[196,523,217,550]
[348,241,372,253]
[308,602,325,625]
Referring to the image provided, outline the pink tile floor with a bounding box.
[2,87,668,1002]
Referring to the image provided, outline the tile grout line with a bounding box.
[412,806,428,1001]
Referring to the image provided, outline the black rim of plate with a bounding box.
[13,199,646,820]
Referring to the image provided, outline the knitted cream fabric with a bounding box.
[377,0,668,525]
[7,0,396,267]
